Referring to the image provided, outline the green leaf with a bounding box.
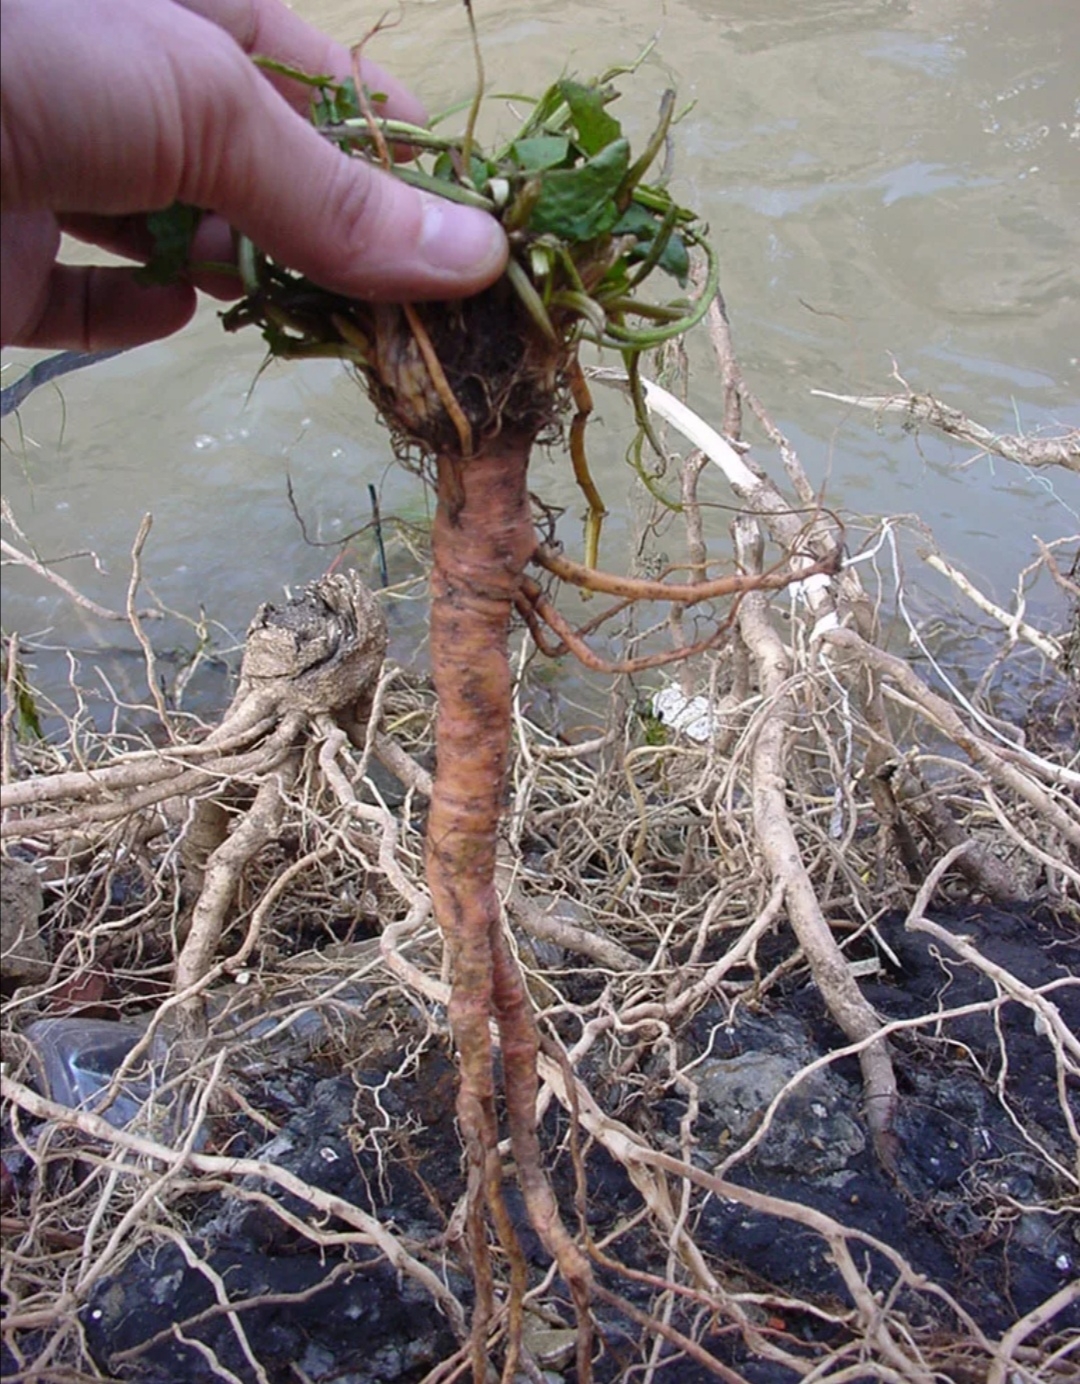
[508,79,570,143]
[558,79,621,155]
[140,203,204,285]
[612,204,690,284]
[429,150,498,202]
[612,203,656,239]
[433,149,493,189]
[599,258,633,295]
[252,55,335,87]
[511,135,570,171]
[637,705,669,746]
[655,233,690,284]
[2,654,44,742]
[313,76,361,125]
[16,679,43,741]
[529,138,629,241]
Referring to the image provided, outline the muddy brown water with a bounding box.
[2,0,1077,716]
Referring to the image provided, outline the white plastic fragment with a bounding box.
[652,686,716,743]
[789,572,833,602]
[810,612,840,640]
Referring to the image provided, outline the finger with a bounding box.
[3,1,506,303]
[61,212,158,263]
[1,209,62,346]
[176,50,507,301]
[60,211,242,299]
[188,214,244,298]
[173,0,427,126]
[14,264,197,351]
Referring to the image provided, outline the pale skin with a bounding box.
[0,0,509,350]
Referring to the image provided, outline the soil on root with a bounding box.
[372,283,568,458]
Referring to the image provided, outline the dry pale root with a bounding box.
[732,516,900,1168]
[810,382,1080,474]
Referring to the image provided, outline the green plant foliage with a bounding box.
[183,52,720,508]
[292,66,716,345]
[1,653,44,742]
[510,136,570,172]
[613,203,689,285]
[637,704,669,747]
[147,57,715,358]
[528,138,630,241]
[555,78,622,155]
[312,75,363,125]
[140,203,204,285]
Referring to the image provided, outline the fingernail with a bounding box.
[419,196,506,277]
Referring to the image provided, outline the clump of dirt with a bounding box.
[229,276,570,461]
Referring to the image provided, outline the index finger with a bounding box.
[173,0,428,126]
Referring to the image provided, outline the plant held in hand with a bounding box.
[207,37,823,1382]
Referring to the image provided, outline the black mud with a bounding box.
[17,902,1070,1384]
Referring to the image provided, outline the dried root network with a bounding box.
[3,316,1076,1379]
[3,38,1079,1384]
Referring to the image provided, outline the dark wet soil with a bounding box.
[5,903,1077,1383]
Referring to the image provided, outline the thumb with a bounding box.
[181,50,507,302]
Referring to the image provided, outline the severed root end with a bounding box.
[174,573,387,1040]
[237,571,387,719]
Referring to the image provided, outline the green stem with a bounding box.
[390,167,495,209]
[460,0,485,186]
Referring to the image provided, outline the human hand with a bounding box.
[0,0,508,350]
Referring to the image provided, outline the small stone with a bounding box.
[0,858,48,982]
